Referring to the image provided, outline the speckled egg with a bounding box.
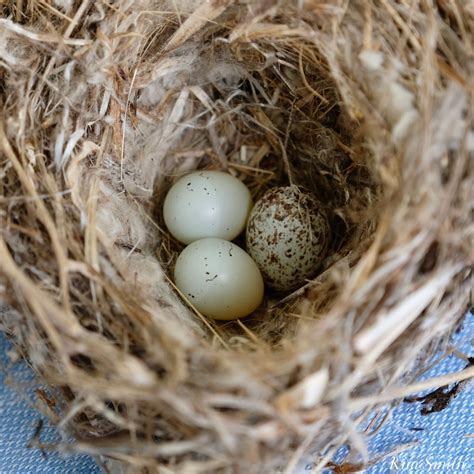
[246,186,329,291]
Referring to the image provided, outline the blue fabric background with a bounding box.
[0,338,100,473]
[1,313,472,473]
[364,312,473,474]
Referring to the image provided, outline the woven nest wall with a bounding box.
[0,1,472,472]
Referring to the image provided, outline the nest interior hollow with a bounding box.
[146,29,379,343]
[0,1,472,472]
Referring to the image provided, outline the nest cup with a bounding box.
[0,1,472,472]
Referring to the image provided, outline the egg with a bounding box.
[246,186,329,291]
[174,238,264,320]
[163,171,252,244]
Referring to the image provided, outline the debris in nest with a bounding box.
[35,388,57,410]
[323,461,366,474]
[404,358,474,415]
[27,419,48,459]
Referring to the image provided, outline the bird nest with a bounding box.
[0,1,472,472]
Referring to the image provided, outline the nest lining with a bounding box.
[0,1,473,472]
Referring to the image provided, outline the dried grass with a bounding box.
[0,1,473,472]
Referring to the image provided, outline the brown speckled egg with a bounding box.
[246,186,329,291]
